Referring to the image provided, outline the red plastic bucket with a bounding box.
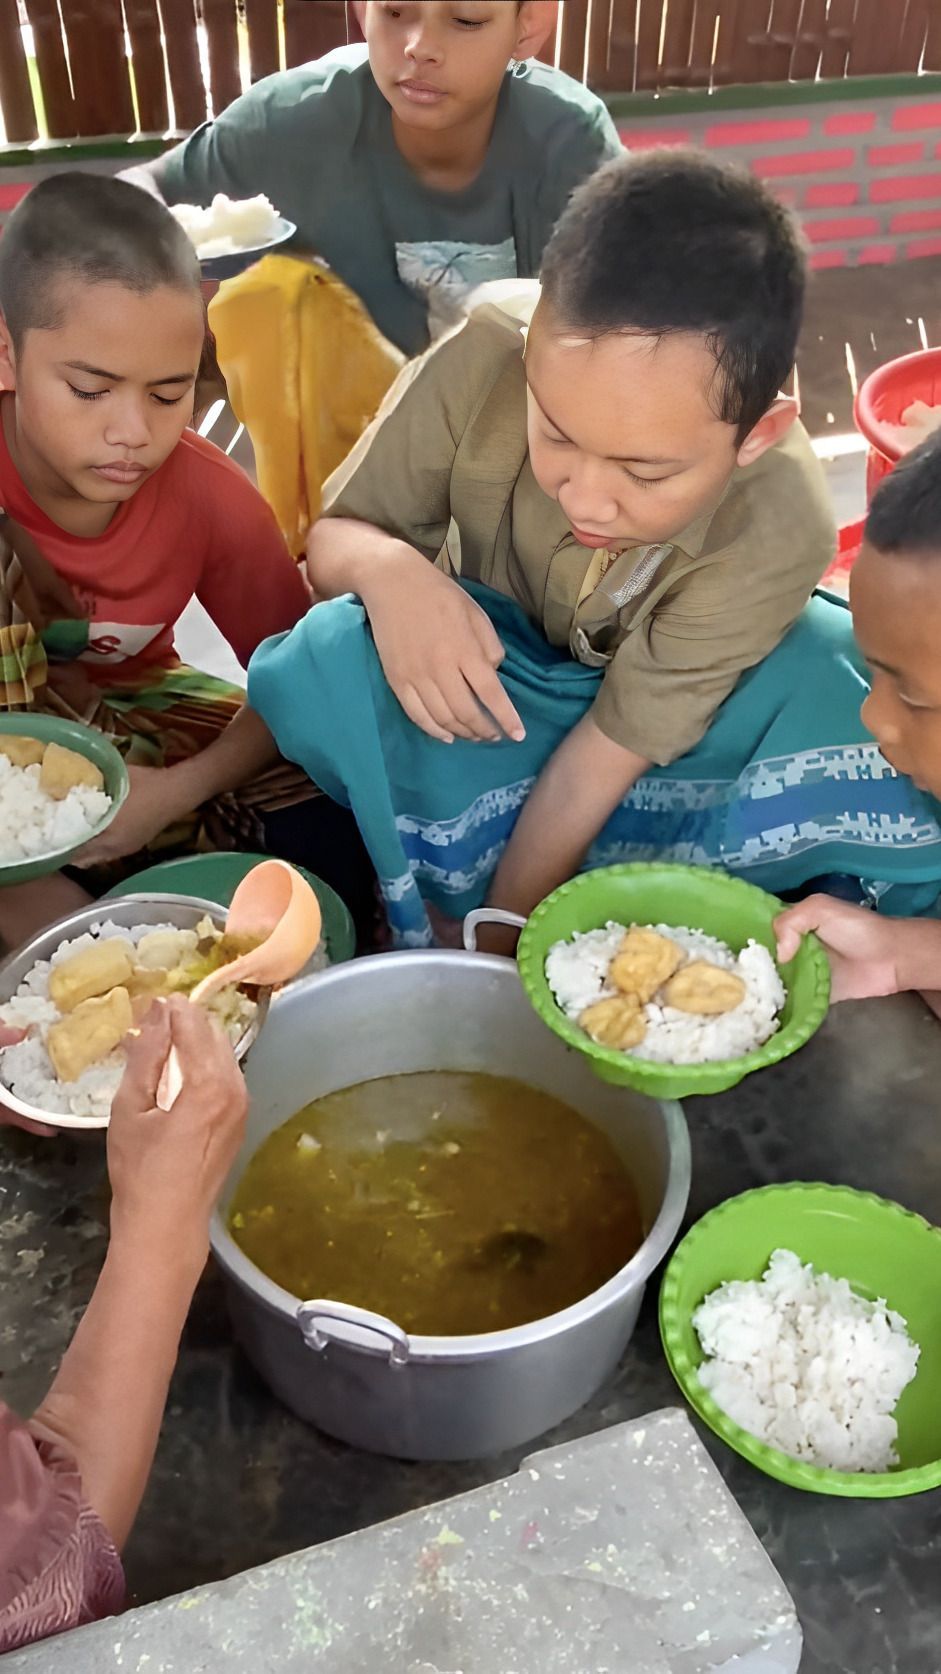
[854,346,941,501]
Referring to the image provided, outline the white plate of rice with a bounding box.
[0,913,257,1126]
[171,194,293,262]
[545,922,785,1065]
[0,895,326,1129]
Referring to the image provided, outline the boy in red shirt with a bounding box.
[0,173,310,945]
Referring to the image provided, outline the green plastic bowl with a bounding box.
[516,863,830,1099]
[0,712,129,884]
[659,1183,941,1497]
[105,852,356,964]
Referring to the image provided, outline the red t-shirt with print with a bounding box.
[0,418,309,684]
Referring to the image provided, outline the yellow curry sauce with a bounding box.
[229,1071,643,1335]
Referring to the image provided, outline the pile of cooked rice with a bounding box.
[0,920,258,1120]
[545,922,785,1064]
[0,749,111,865]
[693,1249,920,1473]
[171,193,283,259]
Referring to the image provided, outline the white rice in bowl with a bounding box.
[545,922,786,1064]
[693,1249,920,1473]
[0,919,261,1121]
[0,753,111,865]
[171,193,283,260]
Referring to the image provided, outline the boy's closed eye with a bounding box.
[381,3,489,29]
[67,382,189,408]
[539,422,669,489]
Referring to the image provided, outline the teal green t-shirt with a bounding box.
[156,45,622,355]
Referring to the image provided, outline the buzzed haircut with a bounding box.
[865,431,941,558]
[0,172,200,349]
[540,147,807,443]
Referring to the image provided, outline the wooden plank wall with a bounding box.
[3,1,941,147]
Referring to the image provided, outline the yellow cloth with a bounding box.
[209,256,404,556]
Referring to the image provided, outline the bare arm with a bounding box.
[306,515,425,603]
[72,707,279,869]
[30,1228,204,1550]
[117,160,168,204]
[307,517,524,744]
[162,705,279,804]
[29,1000,247,1549]
[488,715,649,924]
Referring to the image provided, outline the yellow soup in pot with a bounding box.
[228,1071,643,1335]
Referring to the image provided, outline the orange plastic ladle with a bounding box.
[156,860,322,1109]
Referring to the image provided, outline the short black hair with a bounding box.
[865,431,941,557]
[0,172,200,350]
[540,148,806,442]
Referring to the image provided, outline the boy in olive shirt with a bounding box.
[293,150,835,932]
[125,2,621,355]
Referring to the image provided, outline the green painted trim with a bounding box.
[0,133,181,169]
[604,71,941,122]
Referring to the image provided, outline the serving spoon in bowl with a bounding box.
[156,859,322,1109]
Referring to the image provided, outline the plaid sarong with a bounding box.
[0,511,318,891]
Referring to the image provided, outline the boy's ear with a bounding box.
[0,312,16,392]
[514,1,559,62]
[350,1,367,39]
[736,395,798,467]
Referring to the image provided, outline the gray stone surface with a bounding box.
[2,994,941,1670]
[6,1410,801,1674]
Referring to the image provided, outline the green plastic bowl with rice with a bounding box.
[512,863,831,1100]
[0,713,128,885]
[659,1183,941,1497]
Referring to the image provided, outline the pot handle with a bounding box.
[296,1299,410,1367]
[462,908,527,952]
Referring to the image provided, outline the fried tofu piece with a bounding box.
[134,928,197,971]
[48,986,133,1081]
[39,741,105,800]
[662,961,746,1017]
[579,994,647,1051]
[609,927,684,1004]
[49,939,135,1013]
[0,734,45,769]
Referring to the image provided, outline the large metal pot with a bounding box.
[210,951,691,1461]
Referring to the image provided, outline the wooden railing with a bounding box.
[2,0,941,146]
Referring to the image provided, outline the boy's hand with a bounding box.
[363,557,525,745]
[72,764,190,868]
[72,711,278,869]
[773,896,904,1002]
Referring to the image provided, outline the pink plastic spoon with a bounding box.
[156,860,322,1109]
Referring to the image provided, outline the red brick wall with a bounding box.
[3,89,941,270]
[617,91,941,269]
[0,156,122,226]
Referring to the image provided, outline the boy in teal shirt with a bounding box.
[125,2,622,355]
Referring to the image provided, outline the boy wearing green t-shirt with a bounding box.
[124,2,622,355]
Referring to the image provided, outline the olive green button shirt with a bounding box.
[321,296,836,765]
